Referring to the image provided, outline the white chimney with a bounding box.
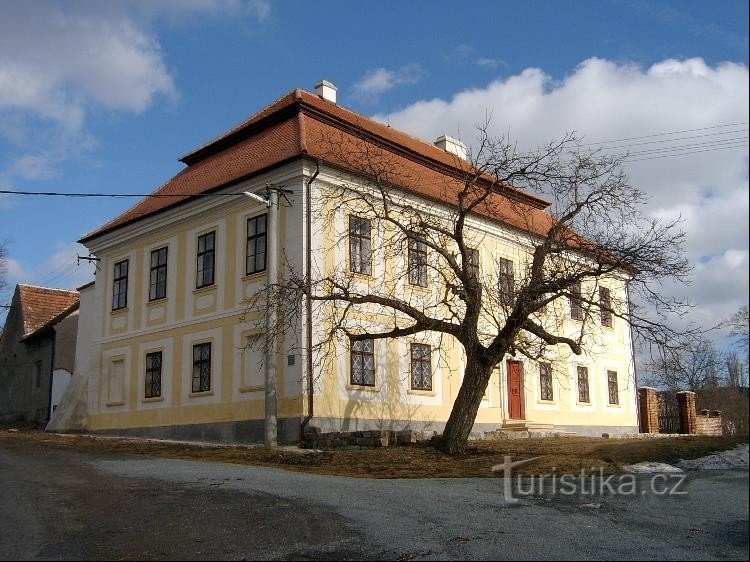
[315,80,337,104]
[434,134,468,160]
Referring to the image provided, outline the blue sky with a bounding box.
[1,0,748,333]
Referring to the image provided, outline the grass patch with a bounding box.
[1,428,746,478]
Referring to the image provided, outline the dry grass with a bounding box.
[1,428,746,478]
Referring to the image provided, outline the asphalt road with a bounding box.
[0,437,748,561]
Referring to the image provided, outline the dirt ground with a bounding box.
[2,427,746,477]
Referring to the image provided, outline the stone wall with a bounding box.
[638,387,659,433]
[696,409,723,437]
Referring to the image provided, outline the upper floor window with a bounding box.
[192,343,211,393]
[112,259,129,310]
[539,362,553,401]
[145,351,162,398]
[498,257,514,306]
[577,365,590,403]
[350,337,375,386]
[410,343,432,391]
[607,370,619,405]
[246,214,267,275]
[570,281,583,320]
[467,248,480,280]
[196,231,215,289]
[599,287,613,327]
[349,216,372,275]
[149,247,168,301]
[408,237,428,287]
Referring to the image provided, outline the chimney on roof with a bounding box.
[434,134,468,161]
[315,80,337,104]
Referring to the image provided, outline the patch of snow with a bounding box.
[622,461,684,473]
[676,444,749,471]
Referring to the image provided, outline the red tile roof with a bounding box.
[16,285,79,339]
[80,88,552,243]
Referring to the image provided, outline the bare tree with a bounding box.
[725,351,745,389]
[644,335,723,392]
[249,124,691,454]
[726,305,749,357]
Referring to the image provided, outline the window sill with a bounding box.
[110,307,129,315]
[348,270,373,281]
[189,390,214,398]
[239,385,264,393]
[147,298,167,306]
[242,271,266,283]
[536,399,557,405]
[142,396,164,403]
[606,402,621,408]
[576,401,592,407]
[407,388,436,397]
[105,400,126,407]
[193,285,217,295]
[346,384,380,393]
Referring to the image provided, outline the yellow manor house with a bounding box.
[75,81,638,442]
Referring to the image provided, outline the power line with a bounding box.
[580,122,749,147]
[0,189,243,198]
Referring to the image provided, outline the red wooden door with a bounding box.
[507,361,523,420]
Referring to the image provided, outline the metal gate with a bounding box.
[657,391,681,433]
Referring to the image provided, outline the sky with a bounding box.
[0,0,748,342]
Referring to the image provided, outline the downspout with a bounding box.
[626,281,640,429]
[46,328,56,424]
[300,159,320,439]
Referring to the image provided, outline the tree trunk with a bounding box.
[439,358,495,455]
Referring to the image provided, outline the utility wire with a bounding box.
[0,125,747,199]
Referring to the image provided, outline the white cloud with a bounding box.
[375,57,749,331]
[3,243,94,294]
[0,0,270,183]
[351,64,426,103]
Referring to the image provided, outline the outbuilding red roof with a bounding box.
[16,285,79,339]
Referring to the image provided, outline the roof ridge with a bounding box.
[178,88,301,162]
[18,284,79,294]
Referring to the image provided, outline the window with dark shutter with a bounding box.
[408,237,428,287]
[246,214,267,275]
[112,259,128,310]
[570,282,583,320]
[577,366,590,403]
[600,287,613,327]
[607,370,619,405]
[196,232,215,288]
[149,247,168,301]
[498,258,514,305]
[539,362,553,401]
[349,216,372,275]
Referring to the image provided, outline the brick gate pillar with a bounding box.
[677,391,697,434]
[638,387,659,433]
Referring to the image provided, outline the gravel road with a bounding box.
[1,436,747,560]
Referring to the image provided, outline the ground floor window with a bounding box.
[350,338,375,386]
[607,370,619,405]
[192,343,211,393]
[577,366,590,403]
[145,351,162,398]
[410,343,432,391]
[539,362,553,401]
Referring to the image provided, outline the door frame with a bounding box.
[506,359,525,420]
